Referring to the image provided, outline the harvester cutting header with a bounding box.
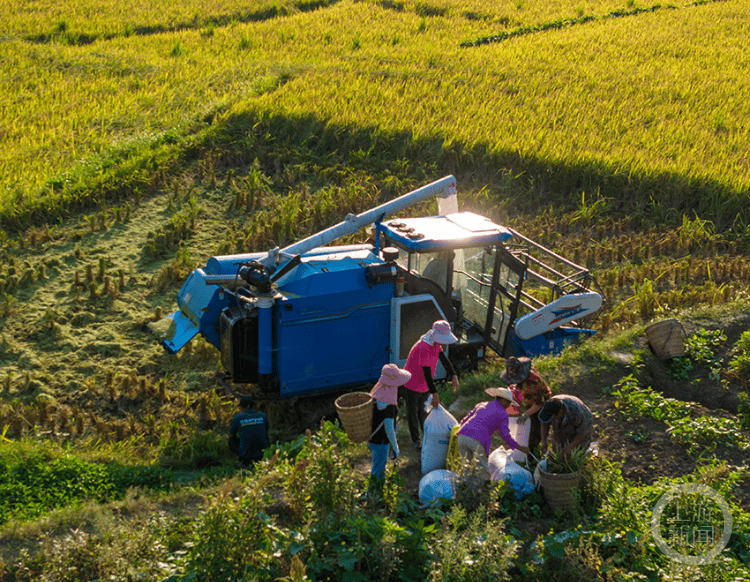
[159,176,603,398]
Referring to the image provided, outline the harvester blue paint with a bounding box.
[158,176,603,398]
[257,296,273,376]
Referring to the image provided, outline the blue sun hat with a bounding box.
[539,398,564,424]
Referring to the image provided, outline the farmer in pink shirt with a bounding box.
[403,320,460,450]
[456,387,530,481]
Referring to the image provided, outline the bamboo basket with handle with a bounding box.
[335,391,374,443]
[646,319,687,360]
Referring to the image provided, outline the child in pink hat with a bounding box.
[368,364,411,483]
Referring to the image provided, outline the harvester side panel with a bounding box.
[275,285,393,397]
[272,251,395,397]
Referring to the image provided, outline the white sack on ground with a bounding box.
[491,448,534,499]
[488,447,509,480]
[419,469,456,506]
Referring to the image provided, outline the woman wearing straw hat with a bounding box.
[403,320,460,450]
[455,387,530,481]
[368,363,411,482]
[502,356,551,454]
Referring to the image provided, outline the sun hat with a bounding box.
[239,396,254,409]
[485,387,520,407]
[538,398,564,424]
[370,364,411,405]
[379,363,412,386]
[500,356,532,385]
[431,320,458,345]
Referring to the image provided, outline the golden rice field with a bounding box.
[5,0,636,39]
[1,0,748,228]
[3,5,750,579]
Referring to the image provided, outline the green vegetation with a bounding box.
[607,375,687,423]
[668,328,727,381]
[545,445,590,475]
[607,328,750,454]
[2,0,750,579]
[2,422,748,581]
[0,445,173,524]
[729,330,750,385]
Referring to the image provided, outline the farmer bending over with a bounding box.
[539,394,594,460]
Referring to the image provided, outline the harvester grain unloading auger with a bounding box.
[156,176,603,398]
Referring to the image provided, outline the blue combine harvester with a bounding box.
[159,176,602,399]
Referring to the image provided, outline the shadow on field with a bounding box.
[199,108,747,230]
[24,0,342,46]
[6,107,746,234]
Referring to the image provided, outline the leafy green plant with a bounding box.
[491,480,548,522]
[694,326,724,353]
[0,445,173,525]
[427,506,519,582]
[729,330,750,383]
[667,356,693,381]
[667,328,726,381]
[302,509,432,582]
[685,328,726,380]
[667,416,750,454]
[545,445,589,474]
[181,485,281,581]
[280,421,360,522]
[606,374,687,423]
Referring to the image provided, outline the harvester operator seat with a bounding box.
[421,250,453,294]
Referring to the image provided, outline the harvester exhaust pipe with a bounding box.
[261,175,457,269]
[257,295,274,376]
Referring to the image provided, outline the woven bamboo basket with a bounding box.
[335,392,374,443]
[538,468,581,512]
[645,319,686,360]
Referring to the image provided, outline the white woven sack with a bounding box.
[504,458,534,489]
[421,405,459,474]
[508,416,530,462]
[488,447,509,481]
[418,469,456,506]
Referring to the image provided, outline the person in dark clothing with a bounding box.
[228,396,270,467]
[539,394,594,460]
[402,320,460,450]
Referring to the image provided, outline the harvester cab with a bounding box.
[157,176,602,399]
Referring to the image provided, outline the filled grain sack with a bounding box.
[507,416,530,463]
[491,448,534,499]
[421,404,459,474]
[418,469,457,506]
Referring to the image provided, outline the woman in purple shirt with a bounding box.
[456,387,530,481]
